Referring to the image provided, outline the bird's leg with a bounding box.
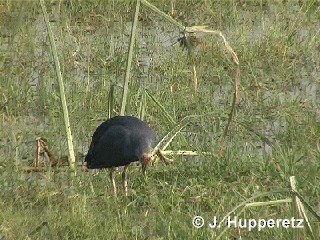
[109,167,117,196]
[156,150,172,165]
[122,164,130,196]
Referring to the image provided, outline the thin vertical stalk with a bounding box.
[40,0,76,171]
[120,0,140,115]
[108,84,115,119]
[290,176,315,239]
[139,89,146,120]
[290,176,301,240]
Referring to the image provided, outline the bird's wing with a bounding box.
[85,121,113,162]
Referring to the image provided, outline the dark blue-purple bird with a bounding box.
[85,116,169,195]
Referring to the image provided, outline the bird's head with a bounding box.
[143,153,152,166]
[142,153,152,177]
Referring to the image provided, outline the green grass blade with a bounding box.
[40,0,76,171]
[120,0,140,115]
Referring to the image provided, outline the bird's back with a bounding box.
[85,116,157,168]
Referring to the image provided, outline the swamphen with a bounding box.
[85,116,169,195]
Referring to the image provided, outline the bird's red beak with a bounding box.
[143,153,152,166]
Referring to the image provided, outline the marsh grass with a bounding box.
[0,0,320,239]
